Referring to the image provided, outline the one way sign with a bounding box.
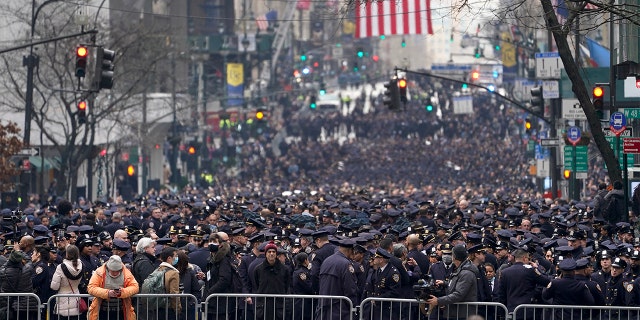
[17,147,40,156]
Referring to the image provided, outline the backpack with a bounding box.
[140,267,169,309]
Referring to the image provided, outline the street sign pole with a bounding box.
[572,144,576,199]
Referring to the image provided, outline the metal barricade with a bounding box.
[204,293,354,320]
[0,293,42,320]
[47,293,199,320]
[513,304,640,320]
[359,298,509,320]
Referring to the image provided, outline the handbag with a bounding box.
[67,278,88,313]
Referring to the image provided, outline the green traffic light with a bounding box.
[319,89,326,95]
[495,45,501,50]
[357,51,364,58]
[310,103,316,109]
[426,105,433,112]
[401,40,406,48]
[301,55,307,61]
[462,83,468,89]
[380,35,386,40]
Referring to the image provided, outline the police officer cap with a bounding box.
[336,238,356,248]
[447,231,463,242]
[611,257,628,269]
[374,248,393,260]
[440,242,453,254]
[600,250,613,259]
[34,236,49,245]
[466,232,482,244]
[231,228,246,236]
[575,258,590,270]
[468,244,485,254]
[33,225,49,235]
[113,239,131,251]
[248,233,265,243]
[156,237,172,245]
[559,258,577,271]
[312,230,329,238]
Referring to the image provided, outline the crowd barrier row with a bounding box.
[0,293,637,320]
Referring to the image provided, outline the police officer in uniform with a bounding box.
[292,252,313,320]
[112,239,133,269]
[32,245,55,317]
[97,231,113,265]
[497,249,550,319]
[605,257,636,318]
[316,238,358,320]
[542,258,595,318]
[76,236,99,294]
[574,258,605,305]
[367,248,401,320]
[429,242,455,282]
[310,230,336,294]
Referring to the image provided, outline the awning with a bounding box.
[29,156,60,171]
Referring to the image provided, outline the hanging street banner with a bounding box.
[226,63,244,106]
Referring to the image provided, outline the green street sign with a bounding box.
[605,136,635,167]
[564,145,588,172]
[623,108,640,119]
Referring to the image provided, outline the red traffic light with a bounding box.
[78,101,87,111]
[471,71,480,81]
[127,165,135,177]
[76,46,88,58]
[563,169,571,179]
[398,79,407,89]
[188,146,196,155]
[636,76,640,89]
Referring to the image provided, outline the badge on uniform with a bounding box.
[359,265,364,272]
[626,283,634,293]
[596,284,602,292]
[35,266,43,275]
[310,253,316,261]
[392,274,400,283]
[348,265,355,274]
[149,222,154,228]
[299,273,307,281]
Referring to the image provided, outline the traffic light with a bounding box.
[401,38,406,48]
[309,96,317,109]
[563,169,571,180]
[636,76,640,89]
[383,77,401,111]
[319,82,326,95]
[398,78,408,103]
[127,165,135,177]
[525,118,532,133]
[187,145,197,155]
[256,108,266,120]
[356,47,364,58]
[75,46,88,78]
[300,54,307,62]
[471,71,480,81]
[77,100,87,124]
[592,86,604,111]
[530,86,544,113]
[424,99,434,112]
[474,47,482,58]
[94,47,115,90]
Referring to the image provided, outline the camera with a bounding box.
[413,275,446,300]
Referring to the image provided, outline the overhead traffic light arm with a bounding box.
[397,68,550,124]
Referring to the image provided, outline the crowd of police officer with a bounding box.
[1,189,640,319]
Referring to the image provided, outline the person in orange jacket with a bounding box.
[87,255,139,320]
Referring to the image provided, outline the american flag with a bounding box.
[256,10,278,31]
[354,0,433,38]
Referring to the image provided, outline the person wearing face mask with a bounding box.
[87,255,139,320]
[155,247,182,319]
[429,242,455,283]
[205,239,240,320]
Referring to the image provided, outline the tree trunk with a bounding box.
[540,0,622,184]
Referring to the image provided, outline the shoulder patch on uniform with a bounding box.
[348,265,355,273]
[299,272,307,281]
[392,273,400,283]
[627,283,634,293]
[35,266,43,275]
[149,222,154,228]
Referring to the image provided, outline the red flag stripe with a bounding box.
[355,0,434,38]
